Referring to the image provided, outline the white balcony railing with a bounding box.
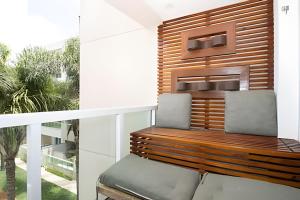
[0,105,157,200]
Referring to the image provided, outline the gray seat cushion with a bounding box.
[225,90,277,136]
[192,173,300,200]
[99,154,199,200]
[156,93,192,129]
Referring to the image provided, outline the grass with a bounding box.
[0,167,76,200]
[45,168,73,181]
[42,122,62,128]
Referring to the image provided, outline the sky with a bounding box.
[0,0,80,58]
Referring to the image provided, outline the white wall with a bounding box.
[80,0,158,199]
[80,0,157,109]
[274,0,300,140]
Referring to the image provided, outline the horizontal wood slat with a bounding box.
[131,127,300,188]
[158,0,274,130]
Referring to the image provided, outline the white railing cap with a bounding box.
[0,105,157,128]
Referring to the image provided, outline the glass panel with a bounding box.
[80,111,151,199]
[122,111,151,158]
[0,122,78,200]
[79,115,115,200]
[40,121,77,200]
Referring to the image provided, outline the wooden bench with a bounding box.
[98,66,300,199]
[131,127,300,188]
[129,65,300,188]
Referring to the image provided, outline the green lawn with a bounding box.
[0,167,76,200]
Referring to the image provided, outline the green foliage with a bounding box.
[0,40,80,199]
[1,47,62,114]
[0,43,10,68]
[10,47,72,112]
[0,40,81,156]
[0,68,15,113]
[0,71,12,92]
[16,47,62,76]
[45,168,73,181]
[63,38,80,101]
[15,47,61,96]
[50,81,73,111]
[0,43,14,110]
[0,69,14,93]
[43,122,62,129]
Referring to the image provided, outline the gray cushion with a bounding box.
[192,173,300,200]
[225,90,277,136]
[156,93,192,129]
[99,154,199,200]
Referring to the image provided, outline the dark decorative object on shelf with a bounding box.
[216,80,239,91]
[176,81,240,92]
[187,34,226,51]
[196,82,214,91]
[187,40,201,50]
[212,35,227,47]
[176,82,188,91]
[181,22,236,59]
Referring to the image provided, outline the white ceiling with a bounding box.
[144,0,245,21]
[105,0,246,27]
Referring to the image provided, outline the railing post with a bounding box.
[27,123,42,200]
[115,114,124,162]
[150,109,156,126]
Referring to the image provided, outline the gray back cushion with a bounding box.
[156,93,192,129]
[225,90,277,136]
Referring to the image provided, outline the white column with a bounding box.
[27,123,42,200]
[115,114,124,162]
[274,0,300,140]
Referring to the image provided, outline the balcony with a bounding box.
[1,0,300,200]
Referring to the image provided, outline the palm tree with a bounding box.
[0,44,24,199]
[0,68,13,171]
[0,43,13,172]
[0,46,67,200]
[0,127,26,200]
[0,68,9,170]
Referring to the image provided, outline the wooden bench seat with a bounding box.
[130,127,300,188]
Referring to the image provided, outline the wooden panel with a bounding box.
[131,127,300,188]
[158,0,274,130]
[171,66,249,99]
[181,22,236,59]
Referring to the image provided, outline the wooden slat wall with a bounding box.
[158,0,274,130]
